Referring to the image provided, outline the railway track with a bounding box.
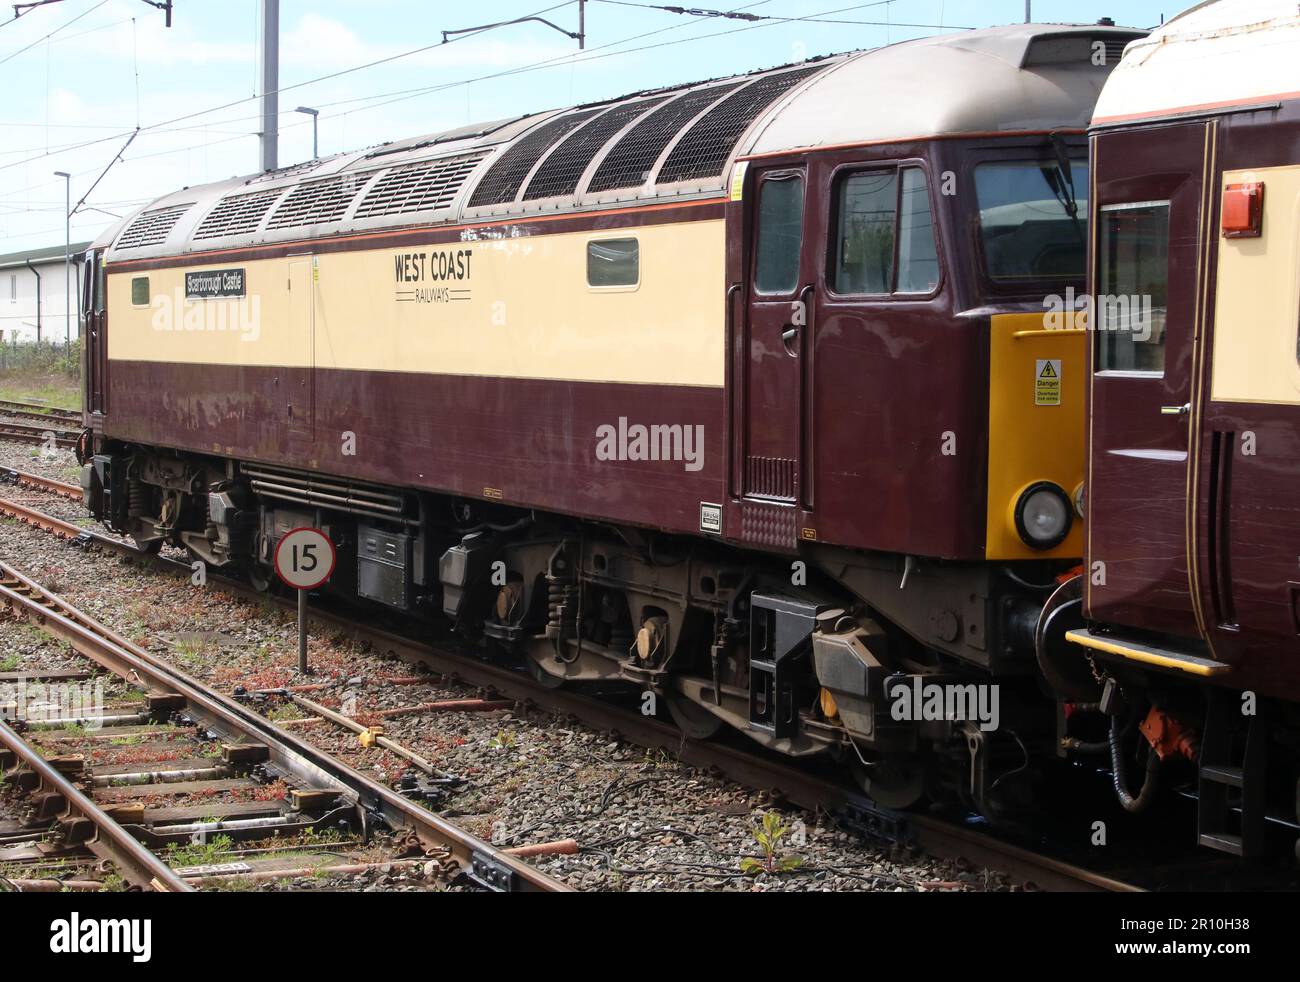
[0,420,79,449]
[1,468,82,501]
[0,559,569,892]
[0,485,1136,892]
[0,399,80,426]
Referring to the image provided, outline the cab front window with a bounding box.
[974,158,1089,283]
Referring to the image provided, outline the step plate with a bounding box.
[1065,629,1232,678]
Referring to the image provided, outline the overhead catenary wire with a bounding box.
[0,0,774,179]
[0,0,109,68]
[2,0,960,242]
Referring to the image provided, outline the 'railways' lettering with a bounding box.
[394,248,473,283]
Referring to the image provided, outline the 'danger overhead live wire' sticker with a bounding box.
[730,161,748,201]
[1035,359,1062,406]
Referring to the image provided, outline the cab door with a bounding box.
[736,166,811,515]
[1085,122,1213,641]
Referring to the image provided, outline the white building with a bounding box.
[0,241,91,344]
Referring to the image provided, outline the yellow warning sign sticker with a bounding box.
[729,160,748,201]
[1035,359,1062,406]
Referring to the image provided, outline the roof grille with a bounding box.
[588,82,741,193]
[245,160,321,185]
[522,97,668,201]
[265,175,365,230]
[657,67,824,184]
[115,202,193,249]
[193,188,285,240]
[354,152,486,219]
[468,109,604,207]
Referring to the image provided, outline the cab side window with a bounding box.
[833,166,938,296]
[754,174,804,294]
[95,257,107,315]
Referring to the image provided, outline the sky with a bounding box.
[0,0,1178,253]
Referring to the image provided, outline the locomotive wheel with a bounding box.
[666,692,726,740]
[850,754,926,809]
[132,537,163,556]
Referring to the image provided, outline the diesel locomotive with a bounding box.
[80,23,1144,818]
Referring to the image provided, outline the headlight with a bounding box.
[1014,482,1072,550]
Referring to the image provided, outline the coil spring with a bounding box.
[127,479,147,519]
[544,575,579,641]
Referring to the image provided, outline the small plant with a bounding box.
[0,654,18,673]
[488,728,516,752]
[740,810,804,876]
[172,635,208,664]
[166,833,234,869]
[99,873,128,893]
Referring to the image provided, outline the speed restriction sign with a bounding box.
[274,527,336,591]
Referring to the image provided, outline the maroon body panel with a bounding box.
[105,362,725,538]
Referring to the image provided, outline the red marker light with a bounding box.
[1222,181,1264,238]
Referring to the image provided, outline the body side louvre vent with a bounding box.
[522,97,668,201]
[354,152,487,219]
[657,66,826,185]
[587,82,742,193]
[264,175,365,230]
[468,109,604,207]
[193,188,286,240]
[114,202,194,249]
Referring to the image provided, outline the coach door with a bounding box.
[286,257,315,447]
[735,165,811,524]
[1086,122,1213,641]
[84,251,106,417]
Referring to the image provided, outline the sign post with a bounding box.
[273,528,336,675]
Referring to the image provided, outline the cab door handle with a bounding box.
[1161,403,1191,417]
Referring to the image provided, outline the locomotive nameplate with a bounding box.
[185,268,246,299]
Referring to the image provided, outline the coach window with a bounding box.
[587,238,639,289]
[754,173,804,294]
[1096,202,1169,373]
[833,166,938,296]
[130,276,150,307]
[95,257,107,315]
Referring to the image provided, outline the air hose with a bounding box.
[1109,711,1160,813]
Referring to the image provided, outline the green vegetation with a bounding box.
[0,339,81,389]
[740,810,804,876]
[166,833,235,869]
